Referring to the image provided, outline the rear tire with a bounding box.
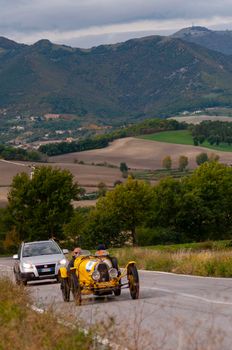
[127,264,139,299]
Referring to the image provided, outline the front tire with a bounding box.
[127,264,139,299]
[14,271,27,286]
[114,271,121,296]
[70,273,82,305]
[61,278,70,302]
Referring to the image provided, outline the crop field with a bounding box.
[1,134,232,207]
[140,130,232,152]
[0,160,122,207]
[50,137,232,170]
[140,130,194,145]
[169,114,232,124]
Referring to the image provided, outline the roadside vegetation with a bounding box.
[112,245,232,277]
[0,277,96,350]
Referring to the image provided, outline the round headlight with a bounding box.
[22,262,33,269]
[92,270,100,281]
[109,268,118,279]
[59,258,67,265]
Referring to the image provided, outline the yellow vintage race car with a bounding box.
[59,250,139,305]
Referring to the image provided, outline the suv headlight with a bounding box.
[109,268,118,279]
[92,270,100,281]
[59,258,67,265]
[22,262,33,269]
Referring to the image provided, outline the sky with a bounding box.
[1,0,232,48]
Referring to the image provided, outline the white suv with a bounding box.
[13,239,68,285]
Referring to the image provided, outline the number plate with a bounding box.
[40,268,52,272]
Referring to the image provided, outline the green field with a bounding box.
[139,130,232,152]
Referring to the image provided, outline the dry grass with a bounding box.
[113,247,232,277]
[0,277,95,350]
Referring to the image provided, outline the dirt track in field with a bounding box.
[50,137,232,170]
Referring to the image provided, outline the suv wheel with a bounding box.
[14,271,27,286]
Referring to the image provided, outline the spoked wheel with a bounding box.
[114,271,122,296]
[70,273,82,305]
[60,277,70,302]
[127,264,139,299]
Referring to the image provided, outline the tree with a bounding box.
[196,152,208,166]
[178,155,188,171]
[63,208,90,246]
[208,153,220,162]
[120,162,128,177]
[97,181,107,197]
[176,162,232,241]
[93,177,153,245]
[148,177,182,229]
[114,180,122,187]
[7,166,81,241]
[162,156,172,170]
[120,162,128,173]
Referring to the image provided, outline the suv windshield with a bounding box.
[22,241,61,257]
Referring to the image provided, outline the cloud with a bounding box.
[1,0,232,47]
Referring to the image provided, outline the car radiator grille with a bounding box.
[36,263,56,276]
[97,263,109,282]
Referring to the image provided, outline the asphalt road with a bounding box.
[1,256,232,350]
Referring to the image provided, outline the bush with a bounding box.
[136,226,182,246]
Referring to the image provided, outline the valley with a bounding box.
[1,135,232,207]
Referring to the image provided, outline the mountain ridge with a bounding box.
[1,28,232,123]
[172,26,232,55]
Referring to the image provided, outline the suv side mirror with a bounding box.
[62,249,69,254]
[13,254,19,259]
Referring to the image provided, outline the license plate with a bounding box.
[40,268,52,272]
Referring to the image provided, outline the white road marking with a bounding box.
[142,286,232,306]
[139,269,232,280]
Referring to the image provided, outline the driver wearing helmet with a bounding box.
[95,243,108,256]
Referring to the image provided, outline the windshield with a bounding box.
[22,242,61,257]
[79,249,91,256]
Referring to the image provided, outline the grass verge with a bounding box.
[0,277,97,350]
[112,243,232,277]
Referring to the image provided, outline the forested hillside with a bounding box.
[1,34,232,123]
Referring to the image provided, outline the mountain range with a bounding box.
[1,26,232,123]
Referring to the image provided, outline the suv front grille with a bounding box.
[36,263,56,276]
